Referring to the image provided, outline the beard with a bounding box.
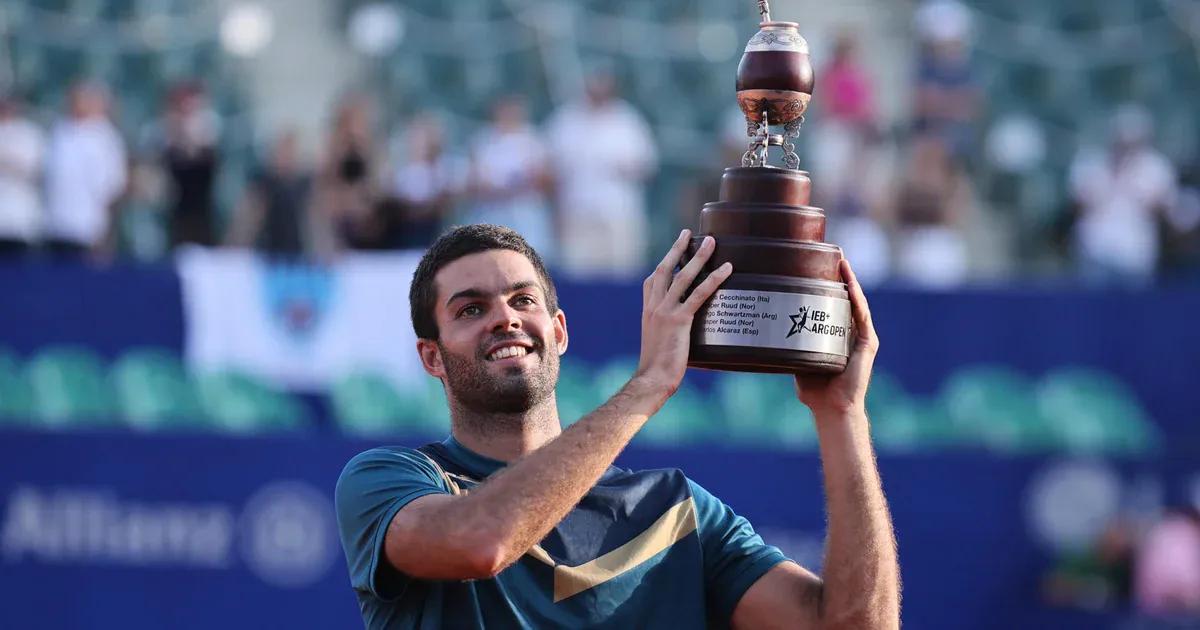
[438,332,559,417]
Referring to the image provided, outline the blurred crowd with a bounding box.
[1,0,1198,288]
[1044,507,1200,619]
[0,68,658,280]
[797,0,1198,289]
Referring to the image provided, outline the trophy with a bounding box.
[687,0,852,374]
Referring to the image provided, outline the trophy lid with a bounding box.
[743,23,809,54]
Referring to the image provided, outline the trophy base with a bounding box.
[687,273,852,375]
[688,346,847,375]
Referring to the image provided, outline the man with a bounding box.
[465,96,554,264]
[0,92,44,257]
[42,81,127,259]
[912,0,979,166]
[224,130,315,258]
[544,69,657,278]
[158,81,221,248]
[1068,104,1177,285]
[335,224,899,628]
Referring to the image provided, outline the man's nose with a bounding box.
[488,303,522,333]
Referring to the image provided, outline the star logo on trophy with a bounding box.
[786,306,810,338]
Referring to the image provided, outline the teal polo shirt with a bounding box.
[335,437,788,629]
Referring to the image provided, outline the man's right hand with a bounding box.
[634,229,732,397]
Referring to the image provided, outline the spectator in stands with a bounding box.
[387,112,466,249]
[1134,507,1200,615]
[0,92,44,257]
[889,134,970,287]
[158,81,221,248]
[811,31,891,287]
[1043,517,1134,610]
[465,95,554,263]
[42,81,128,259]
[912,0,979,167]
[546,67,657,278]
[1068,105,1177,286]
[674,107,748,239]
[318,93,383,250]
[225,130,317,258]
[1162,161,1200,277]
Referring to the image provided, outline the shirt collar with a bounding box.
[442,435,508,478]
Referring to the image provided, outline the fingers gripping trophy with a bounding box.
[686,0,855,375]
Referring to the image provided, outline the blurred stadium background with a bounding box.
[1,0,1199,628]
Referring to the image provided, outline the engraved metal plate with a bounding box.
[695,289,850,356]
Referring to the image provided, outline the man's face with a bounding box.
[420,250,567,414]
[70,86,106,119]
[585,72,616,106]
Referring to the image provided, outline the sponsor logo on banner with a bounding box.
[0,481,338,589]
[262,264,336,343]
[239,482,338,588]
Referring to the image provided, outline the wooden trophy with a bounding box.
[688,2,852,374]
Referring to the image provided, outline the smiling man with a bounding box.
[334,224,899,629]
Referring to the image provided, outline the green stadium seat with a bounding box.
[112,348,204,431]
[713,372,815,449]
[865,372,969,452]
[594,358,639,400]
[939,365,1046,453]
[194,371,307,434]
[556,362,605,428]
[27,346,117,428]
[866,371,908,417]
[331,372,408,435]
[0,349,34,425]
[260,389,313,431]
[636,382,718,447]
[408,377,452,432]
[331,372,450,436]
[563,361,725,446]
[1036,367,1160,455]
[872,398,959,452]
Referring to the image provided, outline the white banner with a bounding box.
[177,248,426,391]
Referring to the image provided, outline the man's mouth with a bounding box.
[484,339,537,362]
[487,345,530,361]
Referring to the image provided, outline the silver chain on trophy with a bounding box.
[742,110,804,169]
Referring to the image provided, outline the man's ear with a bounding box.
[416,338,446,378]
[554,309,568,356]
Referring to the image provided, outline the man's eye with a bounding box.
[514,295,536,306]
[458,305,482,318]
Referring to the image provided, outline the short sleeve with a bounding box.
[334,447,450,601]
[688,479,789,623]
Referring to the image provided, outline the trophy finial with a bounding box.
[757,0,771,23]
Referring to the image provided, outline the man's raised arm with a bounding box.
[732,259,900,630]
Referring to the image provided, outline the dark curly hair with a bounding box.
[409,224,558,340]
